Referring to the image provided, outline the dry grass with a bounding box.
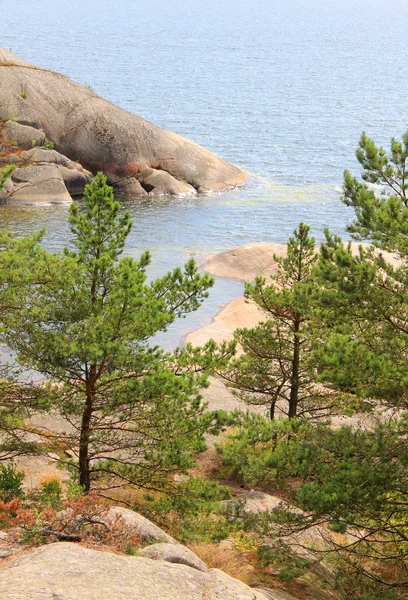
[188,542,256,585]
[39,471,63,487]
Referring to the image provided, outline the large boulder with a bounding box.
[138,542,209,572]
[0,147,94,203]
[8,164,72,204]
[3,120,46,147]
[0,543,275,600]
[0,48,246,196]
[107,506,177,544]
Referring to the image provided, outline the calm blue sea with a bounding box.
[1,0,408,345]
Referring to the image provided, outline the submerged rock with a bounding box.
[0,47,246,198]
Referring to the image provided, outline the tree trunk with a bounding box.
[79,373,95,493]
[288,318,300,418]
[270,401,276,420]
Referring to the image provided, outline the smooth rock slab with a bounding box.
[9,165,72,203]
[0,47,246,196]
[205,243,286,282]
[137,168,197,195]
[107,506,177,544]
[4,120,46,148]
[138,542,208,572]
[0,543,274,600]
[207,569,272,600]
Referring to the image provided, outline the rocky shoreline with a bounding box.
[186,241,400,348]
[0,48,246,203]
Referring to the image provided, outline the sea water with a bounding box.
[1,0,408,346]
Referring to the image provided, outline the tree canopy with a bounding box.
[0,172,228,493]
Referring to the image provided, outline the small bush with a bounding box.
[257,543,308,582]
[140,476,236,544]
[39,475,63,510]
[0,463,24,502]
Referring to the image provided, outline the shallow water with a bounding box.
[1,0,408,345]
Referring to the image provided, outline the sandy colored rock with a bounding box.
[138,542,208,572]
[205,243,285,281]
[0,47,246,196]
[207,568,270,599]
[205,241,401,283]
[137,167,197,195]
[186,297,263,347]
[4,120,46,147]
[8,164,72,204]
[0,543,208,600]
[224,491,291,515]
[251,588,301,600]
[0,543,278,600]
[107,506,177,544]
[188,241,401,349]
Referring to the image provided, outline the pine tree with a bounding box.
[314,131,408,409]
[1,173,226,493]
[222,223,334,420]
[285,131,408,591]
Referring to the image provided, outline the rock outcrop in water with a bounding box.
[0,48,246,202]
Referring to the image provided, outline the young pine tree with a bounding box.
[222,223,333,420]
[315,131,408,409]
[282,131,408,593]
[1,173,226,493]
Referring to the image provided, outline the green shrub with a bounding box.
[141,476,236,544]
[257,543,308,582]
[39,479,63,509]
[0,462,24,501]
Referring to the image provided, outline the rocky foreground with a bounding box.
[0,503,320,600]
[0,48,246,202]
